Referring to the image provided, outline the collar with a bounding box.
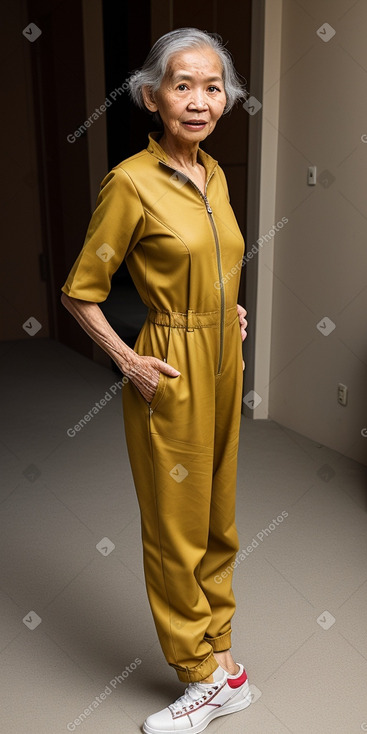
[147,131,218,180]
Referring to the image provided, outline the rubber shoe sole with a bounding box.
[142,680,252,734]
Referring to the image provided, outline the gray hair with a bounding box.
[128,27,247,121]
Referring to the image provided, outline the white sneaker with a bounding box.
[142,663,251,733]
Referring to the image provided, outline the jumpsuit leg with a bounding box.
[122,309,242,683]
[197,315,244,650]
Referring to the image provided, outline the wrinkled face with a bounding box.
[144,46,227,144]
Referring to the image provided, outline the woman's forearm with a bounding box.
[60,293,137,375]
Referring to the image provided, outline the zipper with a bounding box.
[159,161,225,374]
[202,191,224,374]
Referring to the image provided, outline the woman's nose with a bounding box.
[188,91,208,110]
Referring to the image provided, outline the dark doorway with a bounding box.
[99,0,152,352]
[27,0,93,357]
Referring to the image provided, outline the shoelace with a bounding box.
[170,682,219,714]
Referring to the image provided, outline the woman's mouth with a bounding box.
[182,120,208,131]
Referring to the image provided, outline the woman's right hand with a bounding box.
[59,296,180,403]
[127,355,180,403]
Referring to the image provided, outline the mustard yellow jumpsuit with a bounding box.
[62,132,245,683]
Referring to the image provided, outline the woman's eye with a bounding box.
[208,86,220,93]
[177,84,188,91]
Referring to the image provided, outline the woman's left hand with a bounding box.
[237,304,248,342]
[237,304,247,371]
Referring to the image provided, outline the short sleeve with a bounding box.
[61,167,145,302]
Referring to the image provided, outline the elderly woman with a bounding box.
[61,27,250,733]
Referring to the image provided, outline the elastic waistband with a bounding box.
[148,306,238,331]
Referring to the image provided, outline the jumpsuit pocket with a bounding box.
[148,371,167,411]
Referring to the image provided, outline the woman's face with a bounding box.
[144,46,227,145]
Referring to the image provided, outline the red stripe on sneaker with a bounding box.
[227,669,248,689]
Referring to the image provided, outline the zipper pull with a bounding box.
[203,195,212,213]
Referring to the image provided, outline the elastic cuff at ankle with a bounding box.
[204,628,232,652]
[170,652,219,683]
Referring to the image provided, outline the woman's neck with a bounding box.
[159,133,201,171]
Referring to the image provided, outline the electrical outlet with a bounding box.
[337,383,348,406]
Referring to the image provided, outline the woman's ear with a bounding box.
[142,86,158,112]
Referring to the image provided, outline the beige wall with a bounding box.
[250,0,282,418]
[1,0,49,340]
[257,0,367,465]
